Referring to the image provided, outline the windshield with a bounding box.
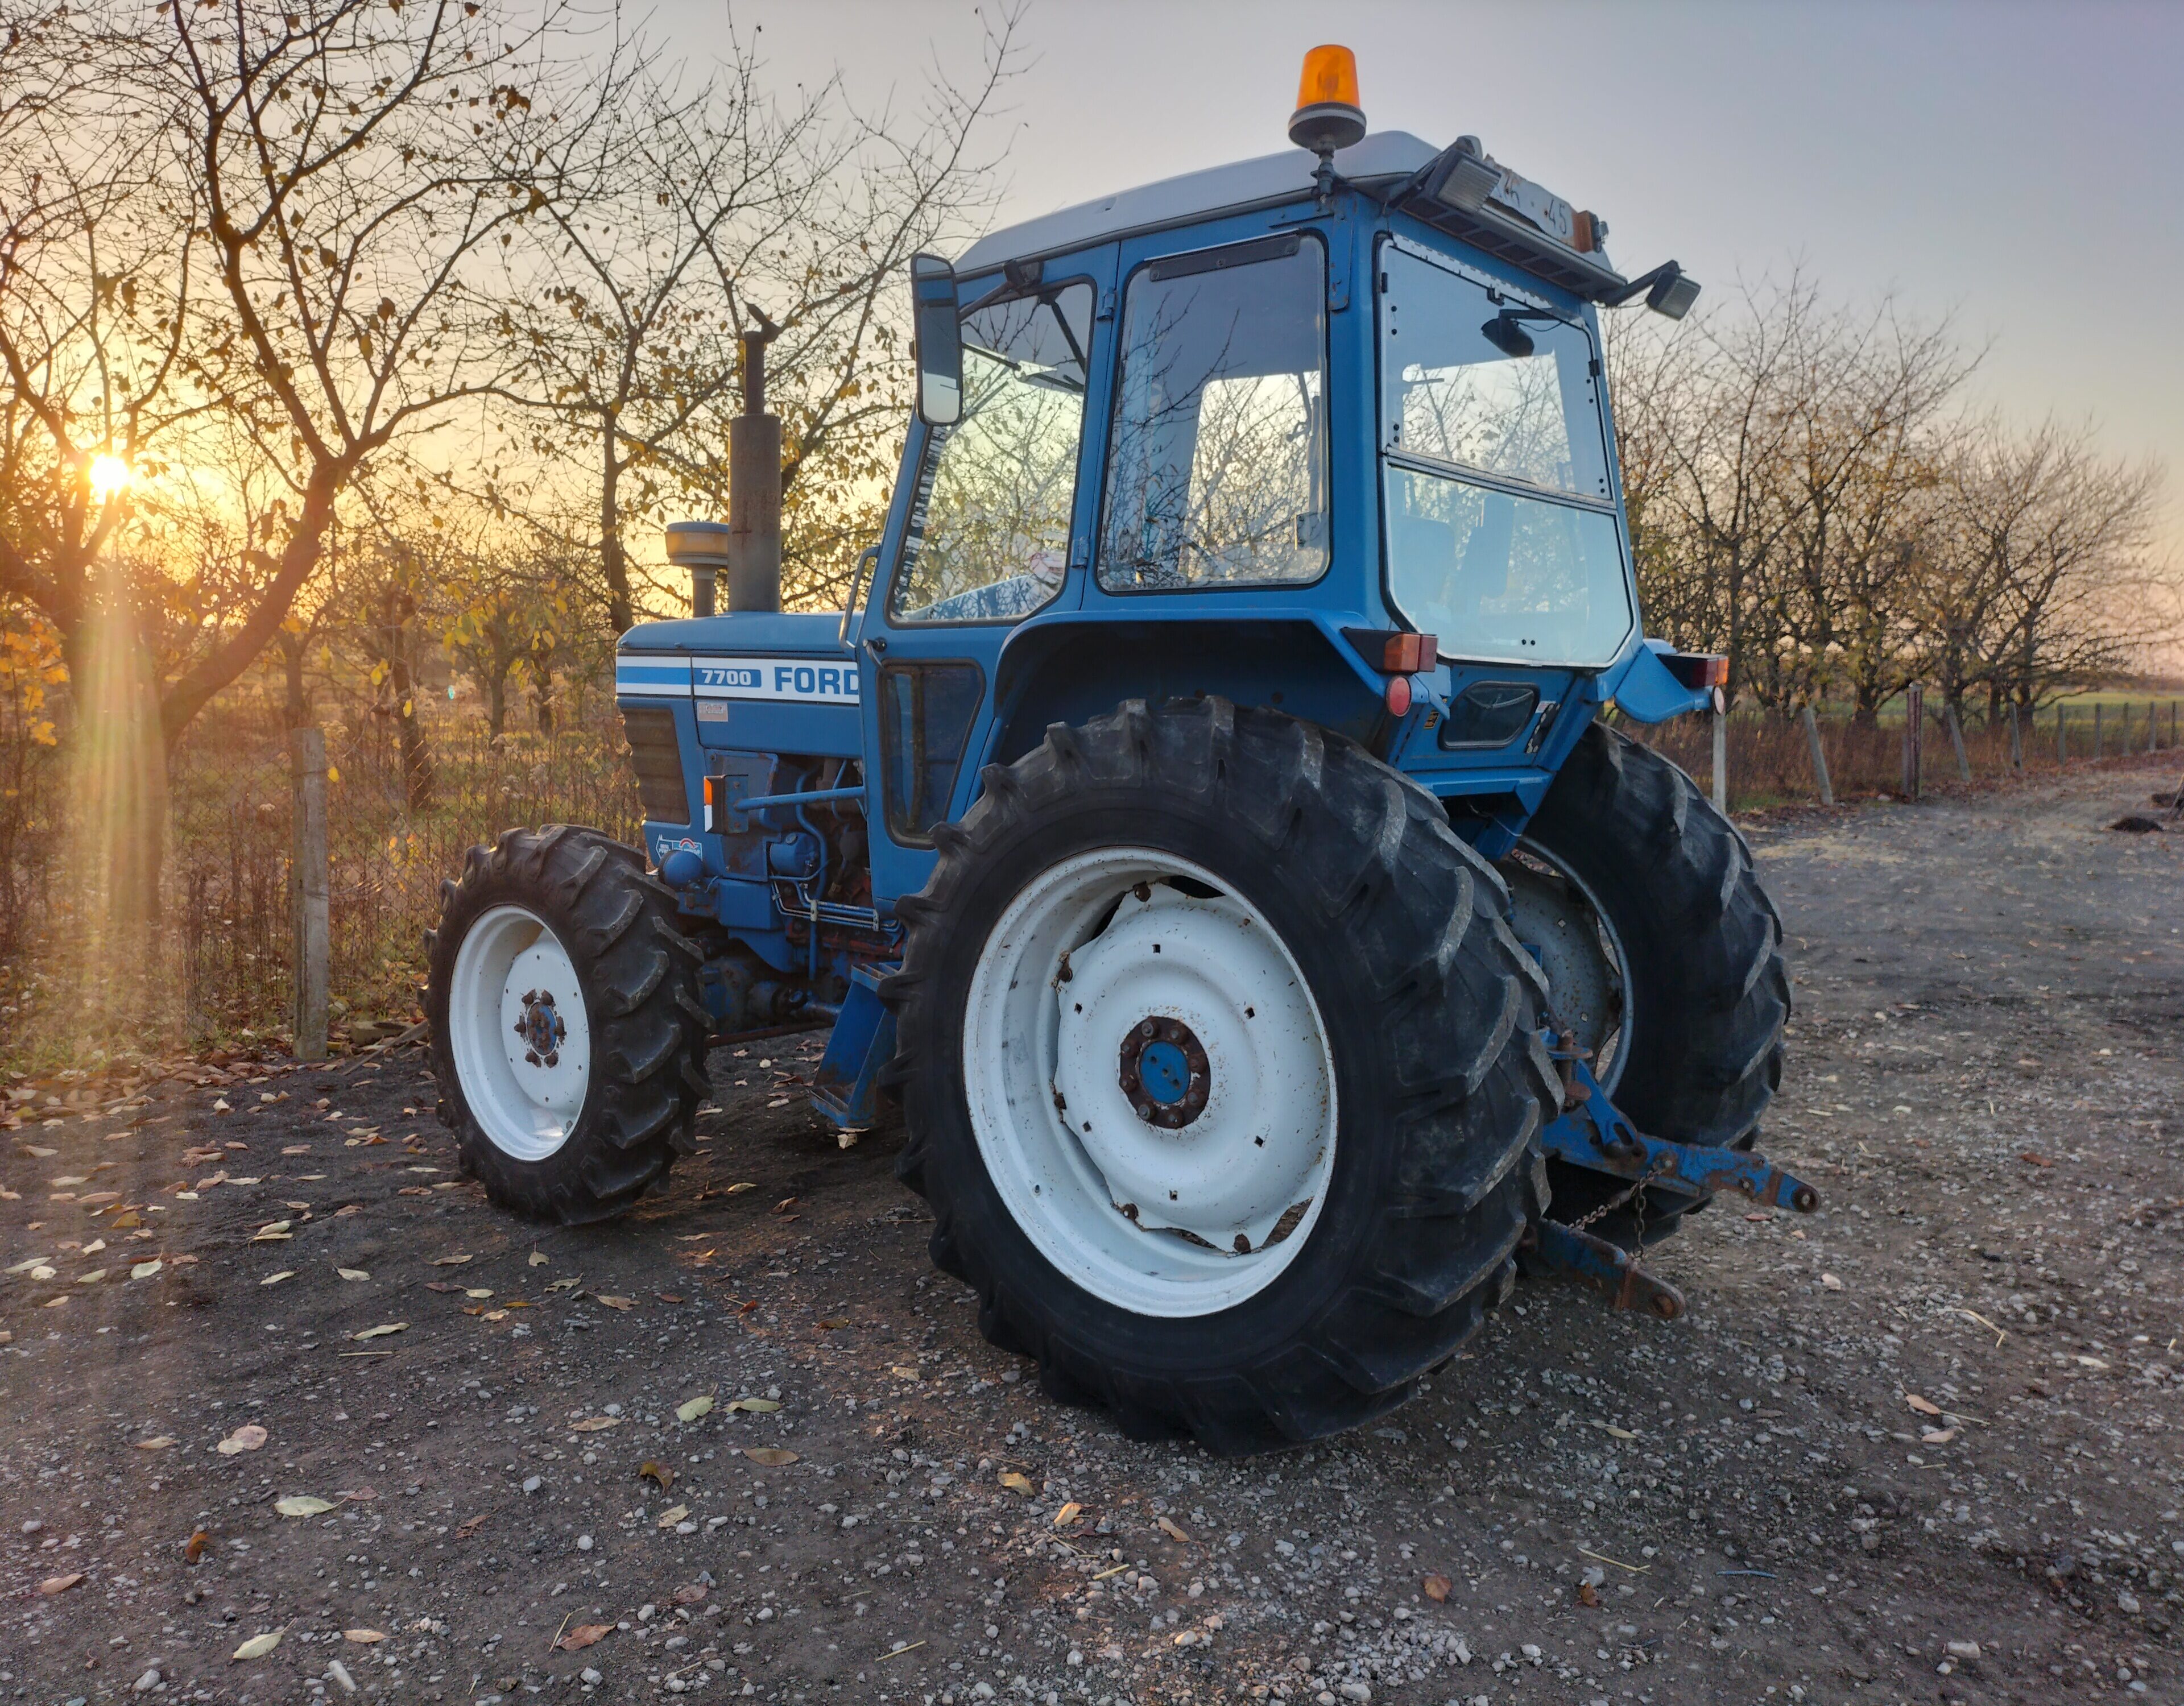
[890,281,1094,624]
[1379,242,1631,668]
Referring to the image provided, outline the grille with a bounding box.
[619,704,691,823]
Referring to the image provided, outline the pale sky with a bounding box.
[644,0,2183,568]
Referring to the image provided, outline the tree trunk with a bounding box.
[599,413,632,635]
[485,668,510,740]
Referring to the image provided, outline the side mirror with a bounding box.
[1645,269,1702,320]
[910,252,962,426]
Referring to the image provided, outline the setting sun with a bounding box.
[87,452,132,502]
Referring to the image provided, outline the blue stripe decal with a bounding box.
[615,657,690,696]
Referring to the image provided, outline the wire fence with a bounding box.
[1,684,2177,1075]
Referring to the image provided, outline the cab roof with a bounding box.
[956,130,1630,303]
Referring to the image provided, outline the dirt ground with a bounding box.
[5,757,2182,1706]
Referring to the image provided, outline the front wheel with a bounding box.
[428,825,710,1222]
[883,699,1556,1454]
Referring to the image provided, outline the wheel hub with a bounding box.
[1118,1018,1209,1127]
[513,989,568,1068]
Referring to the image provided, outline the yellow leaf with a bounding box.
[1157,1516,1192,1543]
[130,1260,163,1280]
[676,1394,714,1422]
[1905,1394,1942,1417]
[217,1425,268,1455]
[351,1322,408,1341]
[656,1503,690,1529]
[231,1630,282,1661]
[999,1471,1033,1494]
[570,1416,620,1432]
[135,1435,175,1450]
[344,1628,386,1643]
[276,1496,336,1517]
[725,1397,780,1413]
[744,1447,799,1467]
[1054,1501,1082,1527]
[528,1250,547,1266]
[260,1271,295,1286]
[337,1268,370,1281]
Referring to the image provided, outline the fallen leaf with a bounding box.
[1820,1272,1843,1291]
[656,1502,690,1529]
[130,1260,163,1280]
[595,1295,635,1311]
[20,1144,57,1158]
[184,1530,209,1562]
[1921,1427,1959,1446]
[2019,1152,2053,1168]
[350,1322,408,1341]
[999,1471,1034,1494]
[343,1628,386,1644]
[720,1181,756,1195]
[2074,1355,2109,1370]
[528,1250,547,1266]
[337,1268,370,1281]
[76,1269,107,1285]
[640,1461,676,1490]
[136,1435,175,1451]
[672,1583,708,1605]
[217,1424,268,1455]
[656,1293,683,1304]
[570,1416,620,1432]
[1905,1394,1943,1417]
[676,1394,715,1422]
[38,1571,84,1595]
[772,1196,799,1216]
[454,1513,489,1539]
[1054,1501,1083,1527]
[1157,1515,1192,1544]
[282,1145,312,1156]
[231,1630,282,1661]
[816,1317,850,1331]
[276,1495,337,1518]
[464,1287,494,1300]
[725,1397,779,1413]
[428,1254,472,1266]
[1577,1581,1600,1607]
[1597,1422,1637,1440]
[547,1277,581,1292]
[556,1624,611,1653]
[744,1447,799,1467]
[425,1281,462,1293]
[1422,1574,1452,1603]
[259,1271,295,1287]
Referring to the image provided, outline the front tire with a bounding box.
[429,825,710,1222]
[883,699,1557,1454]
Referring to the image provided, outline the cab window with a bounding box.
[1379,242,1632,669]
[1098,233,1328,591]
[890,281,1095,624]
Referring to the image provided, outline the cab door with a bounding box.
[856,245,1116,906]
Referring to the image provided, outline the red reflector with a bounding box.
[1384,674,1412,718]
[1662,651,1730,691]
[1381,632,1438,674]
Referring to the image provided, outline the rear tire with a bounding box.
[429,825,710,1222]
[1514,723,1790,1243]
[883,699,1557,1454]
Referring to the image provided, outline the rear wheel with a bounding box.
[1510,723,1790,1243]
[884,698,1556,1454]
[429,825,710,1222]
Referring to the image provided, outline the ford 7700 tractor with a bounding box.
[427,48,1811,1452]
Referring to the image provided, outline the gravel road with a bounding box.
[4,757,2181,1706]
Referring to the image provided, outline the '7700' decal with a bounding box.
[692,657,859,705]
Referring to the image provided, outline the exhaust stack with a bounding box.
[727,313,782,614]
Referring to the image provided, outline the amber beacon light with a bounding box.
[1288,45,1367,155]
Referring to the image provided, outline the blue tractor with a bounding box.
[428,48,1812,1452]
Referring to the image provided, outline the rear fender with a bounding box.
[986,615,1387,767]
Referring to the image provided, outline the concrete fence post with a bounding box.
[1943,703,1972,783]
[1711,698,1728,814]
[1801,705,1834,806]
[290,727,329,1063]
[1902,683,1924,800]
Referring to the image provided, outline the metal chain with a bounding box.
[1560,1156,1670,1234]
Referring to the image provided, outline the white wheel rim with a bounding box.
[448,904,593,1162]
[1502,840,1629,1092]
[962,848,1337,1318]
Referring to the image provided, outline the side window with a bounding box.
[890,282,1095,624]
[877,662,983,844]
[1098,234,1328,591]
